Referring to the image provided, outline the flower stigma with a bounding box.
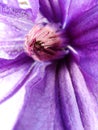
[25,23,71,61]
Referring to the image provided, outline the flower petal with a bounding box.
[69,61,98,130]
[0,53,35,130]
[27,0,39,20]
[38,0,97,26]
[77,45,98,80]
[67,0,97,21]
[12,60,98,130]
[13,63,65,130]
[81,69,98,105]
[0,3,34,59]
[67,4,98,80]
[0,53,34,104]
[39,0,67,25]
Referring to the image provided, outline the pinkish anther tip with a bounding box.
[24,24,69,61]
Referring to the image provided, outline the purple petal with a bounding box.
[75,41,98,80]
[67,0,97,21]
[13,63,59,130]
[12,61,98,130]
[0,53,34,130]
[0,53,33,104]
[67,4,98,80]
[0,3,34,59]
[38,0,97,26]
[81,69,98,105]
[39,0,67,25]
[69,61,98,130]
[27,0,39,20]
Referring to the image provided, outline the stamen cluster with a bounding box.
[25,24,69,61]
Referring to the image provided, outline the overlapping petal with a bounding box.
[67,0,97,21]
[38,0,97,27]
[13,63,64,130]
[81,69,98,108]
[0,53,35,129]
[12,60,98,130]
[0,53,33,104]
[66,4,98,80]
[0,3,34,59]
[27,0,39,20]
[39,0,67,25]
[69,61,98,130]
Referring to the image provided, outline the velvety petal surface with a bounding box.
[67,0,97,21]
[81,69,98,105]
[66,4,98,80]
[0,3,35,59]
[13,60,98,130]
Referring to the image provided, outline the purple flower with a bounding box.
[0,0,98,130]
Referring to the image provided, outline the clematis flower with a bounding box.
[0,0,98,130]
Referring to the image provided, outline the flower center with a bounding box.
[25,24,69,61]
